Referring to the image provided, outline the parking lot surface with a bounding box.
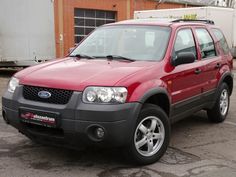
[1,66,236,177]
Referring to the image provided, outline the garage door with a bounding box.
[74,8,116,44]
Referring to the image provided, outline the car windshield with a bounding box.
[70,25,171,61]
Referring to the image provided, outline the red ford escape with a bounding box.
[2,19,233,165]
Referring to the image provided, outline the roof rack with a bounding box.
[172,19,215,25]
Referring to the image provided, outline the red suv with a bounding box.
[2,19,233,165]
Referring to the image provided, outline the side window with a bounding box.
[212,28,230,55]
[195,28,216,59]
[173,29,197,60]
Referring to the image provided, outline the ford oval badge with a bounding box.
[38,91,51,99]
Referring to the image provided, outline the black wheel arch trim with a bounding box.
[139,87,171,104]
[218,72,234,95]
[138,87,171,117]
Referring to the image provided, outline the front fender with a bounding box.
[128,79,171,103]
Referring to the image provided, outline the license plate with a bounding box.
[19,108,59,128]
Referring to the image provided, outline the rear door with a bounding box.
[194,27,221,94]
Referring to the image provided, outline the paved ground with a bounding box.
[0,66,236,177]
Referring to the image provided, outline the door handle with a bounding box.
[195,68,202,74]
[215,63,221,69]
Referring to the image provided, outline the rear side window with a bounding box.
[212,28,230,55]
[173,28,197,60]
[195,28,216,59]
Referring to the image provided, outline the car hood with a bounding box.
[17,58,155,91]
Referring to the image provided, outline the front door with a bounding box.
[165,28,204,119]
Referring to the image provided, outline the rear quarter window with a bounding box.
[212,28,230,55]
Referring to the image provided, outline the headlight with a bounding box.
[8,77,19,93]
[83,87,128,104]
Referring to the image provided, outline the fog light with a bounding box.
[96,127,105,139]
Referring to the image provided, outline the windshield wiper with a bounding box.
[105,55,135,62]
[70,54,95,59]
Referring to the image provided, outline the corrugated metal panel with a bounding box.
[0,0,55,64]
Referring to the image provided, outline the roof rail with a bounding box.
[172,19,215,25]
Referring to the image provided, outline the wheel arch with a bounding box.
[218,72,234,95]
[139,88,171,117]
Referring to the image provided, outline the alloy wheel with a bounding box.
[134,116,165,157]
[220,89,229,116]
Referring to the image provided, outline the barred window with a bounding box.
[74,9,116,44]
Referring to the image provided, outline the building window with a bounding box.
[74,9,116,44]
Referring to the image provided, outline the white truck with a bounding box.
[0,0,55,67]
[134,7,236,57]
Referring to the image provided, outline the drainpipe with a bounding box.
[127,0,131,19]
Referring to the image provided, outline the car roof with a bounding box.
[112,19,173,26]
[105,19,215,28]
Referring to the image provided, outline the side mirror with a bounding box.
[172,52,196,66]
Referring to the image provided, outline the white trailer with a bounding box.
[0,0,55,67]
[134,7,236,57]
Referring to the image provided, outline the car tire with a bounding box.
[207,83,230,123]
[125,104,170,165]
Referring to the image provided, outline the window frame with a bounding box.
[171,27,198,63]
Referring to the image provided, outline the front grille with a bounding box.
[23,85,73,104]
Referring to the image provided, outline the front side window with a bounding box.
[195,28,216,59]
[212,28,230,55]
[172,28,197,61]
[71,25,171,61]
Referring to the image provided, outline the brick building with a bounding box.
[54,0,206,57]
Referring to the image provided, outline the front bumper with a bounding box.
[2,86,142,149]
